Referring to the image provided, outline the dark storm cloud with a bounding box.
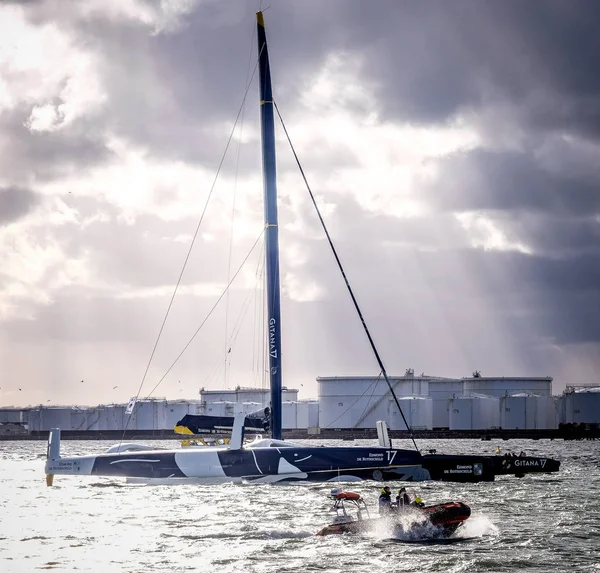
[0,186,40,224]
[4,0,600,399]
[335,1,600,137]
[426,149,600,217]
[0,108,111,183]
[499,213,600,256]
[12,0,600,170]
[278,191,600,359]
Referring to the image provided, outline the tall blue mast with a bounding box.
[257,11,282,439]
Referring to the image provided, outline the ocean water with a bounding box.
[1,438,598,572]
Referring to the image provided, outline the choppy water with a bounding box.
[1,438,598,572]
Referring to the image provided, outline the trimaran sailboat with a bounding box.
[45,12,559,486]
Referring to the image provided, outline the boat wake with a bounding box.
[371,513,497,544]
[454,514,499,539]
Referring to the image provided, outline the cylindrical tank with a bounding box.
[133,399,167,430]
[27,408,42,432]
[308,401,319,429]
[449,395,500,430]
[462,377,552,398]
[165,401,194,429]
[199,402,231,418]
[500,394,556,429]
[282,401,297,429]
[318,376,429,429]
[428,380,465,429]
[107,405,126,431]
[389,397,433,430]
[564,388,600,423]
[199,388,296,405]
[40,407,72,431]
[296,401,308,429]
[70,408,89,431]
[294,400,319,429]
[0,408,26,424]
[241,402,263,416]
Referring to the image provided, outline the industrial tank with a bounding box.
[449,395,500,430]
[282,401,297,429]
[462,376,552,398]
[296,400,319,429]
[389,396,433,430]
[134,399,167,430]
[87,405,126,431]
[563,387,600,423]
[500,394,557,430]
[427,379,465,429]
[70,407,91,431]
[165,400,196,429]
[0,408,27,425]
[199,387,296,405]
[31,407,72,431]
[27,408,42,432]
[318,375,429,430]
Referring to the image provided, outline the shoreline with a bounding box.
[1,427,598,441]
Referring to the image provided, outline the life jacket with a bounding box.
[378,492,392,513]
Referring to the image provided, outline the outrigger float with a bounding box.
[316,490,470,537]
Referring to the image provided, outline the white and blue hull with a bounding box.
[46,439,427,484]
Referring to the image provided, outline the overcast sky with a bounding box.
[1,0,599,407]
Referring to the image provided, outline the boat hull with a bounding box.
[45,444,560,483]
[45,445,425,482]
[316,502,471,537]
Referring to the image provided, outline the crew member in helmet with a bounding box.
[412,495,425,508]
[396,487,411,509]
[378,486,393,514]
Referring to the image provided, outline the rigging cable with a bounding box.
[273,101,419,453]
[118,47,265,444]
[224,23,258,389]
[322,372,383,429]
[143,228,266,400]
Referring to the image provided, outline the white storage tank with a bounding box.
[318,375,429,430]
[90,405,126,431]
[40,407,72,431]
[296,400,319,429]
[449,395,500,430]
[134,399,167,430]
[308,400,319,429]
[563,387,600,423]
[199,387,296,405]
[199,401,233,418]
[462,376,552,398]
[83,407,103,430]
[0,408,27,424]
[70,408,90,431]
[282,401,297,429]
[389,396,433,430]
[500,394,557,429]
[165,401,195,429]
[428,379,465,429]
[240,402,264,416]
[27,408,41,432]
[555,395,566,425]
[107,405,126,430]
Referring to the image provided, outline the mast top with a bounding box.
[257,11,265,27]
